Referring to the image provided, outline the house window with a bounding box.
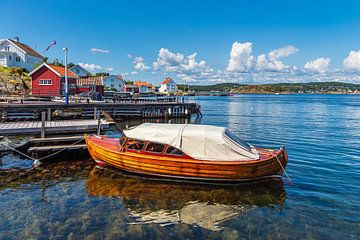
[76,69,79,73]
[4,46,10,51]
[39,79,52,85]
[8,56,12,60]
[16,56,20,62]
[111,84,114,87]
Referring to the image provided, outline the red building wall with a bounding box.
[31,66,77,97]
[31,66,61,97]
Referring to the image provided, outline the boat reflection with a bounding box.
[86,166,287,231]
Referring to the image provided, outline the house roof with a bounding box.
[28,63,78,78]
[70,65,89,73]
[7,39,43,59]
[77,77,103,86]
[48,64,78,78]
[103,75,124,81]
[162,78,175,85]
[134,81,152,88]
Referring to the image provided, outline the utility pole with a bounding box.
[63,47,69,105]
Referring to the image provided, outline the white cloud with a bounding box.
[153,48,185,70]
[90,48,110,54]
[133,56,151,71]
[127,54,133,58]
[106,67,114,72]
[226,41,254,72]
[131,71,138,75]
[256,45,298,71]
[78,63,102,72]
[304,57,330,73]
[268,45,298,59]
[343,50,360,72]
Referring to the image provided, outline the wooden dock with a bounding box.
[0,100,200,121]
[0,119,109,136]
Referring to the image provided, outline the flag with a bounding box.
[45,40,56,52]
[123,84,127,92]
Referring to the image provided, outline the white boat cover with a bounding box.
[123,123,259,161]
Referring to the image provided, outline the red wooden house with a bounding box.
[29,63,78,97]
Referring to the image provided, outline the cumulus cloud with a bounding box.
[133,56,151,71]
[127,54,133,58]
[256,45,298,71]
[343,50,360,72]
[153,48,185,70]
[90,48,110,54]
[268,45,298,59]
[226,42,254,72]
[106,67,114,72]
[78,63,102,72]
[153,48,211,74]
[304,57,330,73]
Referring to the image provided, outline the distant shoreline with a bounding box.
[179,81,360,95]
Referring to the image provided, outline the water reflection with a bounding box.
[86,166,286,231]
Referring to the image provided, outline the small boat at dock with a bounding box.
[85,123,288,182]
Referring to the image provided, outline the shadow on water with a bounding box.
[86,166,287,231]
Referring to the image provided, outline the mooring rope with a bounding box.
[0,137,85,164]
[274,154,292,184]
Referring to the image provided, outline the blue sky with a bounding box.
[2,0,360,84]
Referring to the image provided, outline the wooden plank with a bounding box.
[0,119,109,136]
[28,144,87,152]
[30,136,84,143]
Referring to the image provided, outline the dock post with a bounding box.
[47,108,51,121]
[94,107,97,120]
[41,112,46,138]
[97,119,101,136]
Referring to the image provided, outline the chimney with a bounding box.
[13,37,19,42]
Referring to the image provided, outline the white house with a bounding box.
[0,37,43,71]
[159,77,178,93]
[103,75,125,92]
[70,65,89,77]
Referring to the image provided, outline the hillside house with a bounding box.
[0,37,43,71]
[29,63,78,97]
[159,77,178,93]
[70,65,89,77]
[134,81,153,93]
[103,75,124,92]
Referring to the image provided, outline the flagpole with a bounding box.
[63,48,69,105]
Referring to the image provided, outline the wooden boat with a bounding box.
[85,123,288,182]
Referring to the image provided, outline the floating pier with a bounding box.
[0,119,109,136]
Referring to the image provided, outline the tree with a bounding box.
[95,72,109,77]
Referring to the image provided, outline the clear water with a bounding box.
[0,94,359,239]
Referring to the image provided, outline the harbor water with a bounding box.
[0,94,359,239]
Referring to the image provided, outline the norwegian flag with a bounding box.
[123,84,127,92]
[44,40,56,52]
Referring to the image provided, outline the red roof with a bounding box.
[8,39,43,59]
[48,64,78,78]
[134,81,152,88]
[162,78,171,84]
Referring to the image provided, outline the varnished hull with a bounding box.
[85,135,288,182]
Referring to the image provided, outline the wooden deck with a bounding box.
[0,119,109,136]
